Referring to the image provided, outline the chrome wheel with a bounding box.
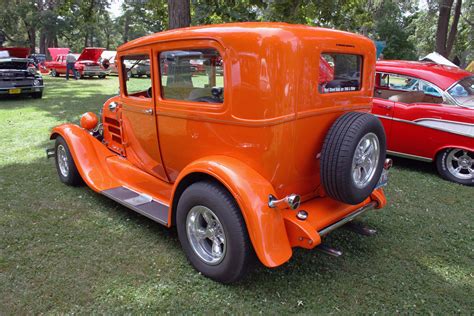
[352,132,380,189]
[186,206,226,265]
[56,144,69,177]
[446,149,473,180]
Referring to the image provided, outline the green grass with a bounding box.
[0,76,472,314]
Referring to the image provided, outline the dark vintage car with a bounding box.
[0,48,44,99]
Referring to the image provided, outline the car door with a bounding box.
[118,50,168,181]
[58,56,67,74]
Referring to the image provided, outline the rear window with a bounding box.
[319,53,362,93]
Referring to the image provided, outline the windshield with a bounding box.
[447,76,474,108]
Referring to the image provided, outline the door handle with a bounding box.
[144,108,153,115]
[375,90,382,95]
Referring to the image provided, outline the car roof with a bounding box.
[376,60,472,90]
[118,22,372,53]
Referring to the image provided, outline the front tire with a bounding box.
[50,69,58,77]
[54,136,82,186]
[31,91,43,99]
[176,181,254,284]
[436,148,474,186]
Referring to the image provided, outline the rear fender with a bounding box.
[50,124,120,192]
[433,143,474,160]
[172,156,292,267]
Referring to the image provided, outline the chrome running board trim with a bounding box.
[102,186,169,225]
[318,201,378,236]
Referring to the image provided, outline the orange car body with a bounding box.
[50,22,386,268]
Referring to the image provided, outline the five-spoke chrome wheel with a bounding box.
[352,132,380,189]
[56,144,70,177]
[186,205,226,265]
[446,149,473,180]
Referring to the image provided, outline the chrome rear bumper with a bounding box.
[318,200,378,236]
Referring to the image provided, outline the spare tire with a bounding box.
[320,112,386,205]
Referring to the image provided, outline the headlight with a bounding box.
[33,79,40,86]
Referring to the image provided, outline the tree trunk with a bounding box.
[123,14,130,43]
[435,0,454,57]
[445,0,462,57]
[40,32,46,55]
[168,0,191,30]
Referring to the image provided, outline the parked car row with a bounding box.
[46,47,109,79]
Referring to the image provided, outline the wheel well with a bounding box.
[50,132,59,140]
[171,172,229,226]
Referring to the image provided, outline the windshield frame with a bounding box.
[446,75,474,108]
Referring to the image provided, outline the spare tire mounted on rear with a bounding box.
[320,112,386,205]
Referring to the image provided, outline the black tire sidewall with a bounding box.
[176,181,251,283]
[321,112,386,205]
[54,136,82,186]
[436,149,474,186]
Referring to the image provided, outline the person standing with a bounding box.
[65,52,78,80]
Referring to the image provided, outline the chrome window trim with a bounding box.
[444,75,474,108]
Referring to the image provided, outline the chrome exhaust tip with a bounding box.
[384,158,393,170]
[268,193,301,210]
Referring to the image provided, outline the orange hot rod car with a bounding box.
[47,23,392,283]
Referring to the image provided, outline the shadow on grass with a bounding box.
[0,77,117,122]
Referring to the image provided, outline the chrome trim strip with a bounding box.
[373,114,392,120]
[374,114,474,139]
[413,117,474,127]
[387,150,433,162]
[318,201,378,236]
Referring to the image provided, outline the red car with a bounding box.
[45,47,108,79]
[372,60,473,186]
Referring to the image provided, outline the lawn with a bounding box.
[0,76,472,314]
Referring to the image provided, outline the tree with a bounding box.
[435,0,463,57]
[168,0,191,29]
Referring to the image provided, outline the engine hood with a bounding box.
[48,48,70,60]
[77,48,105,62]
[0,47,30,58]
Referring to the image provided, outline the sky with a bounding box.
[108,0,124,18]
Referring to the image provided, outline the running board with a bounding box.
[102,186,169,225]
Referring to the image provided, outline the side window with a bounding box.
[122,54,152,98]
[319,53,362,93]
[387,74,420,91]
[420,81,442,97]
[159,48,224,103]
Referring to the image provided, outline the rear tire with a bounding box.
[176,181,254,284]
[54,136,82,186]
[436,148,474,186]
[31,92,43,99]
[98,74,106,79]
[50,69,58,77]
[320,112,386,205]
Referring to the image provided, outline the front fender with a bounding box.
[173,156,292,267]
[50,124,120,192]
